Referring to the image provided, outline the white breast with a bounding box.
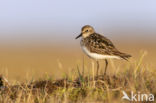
[81,46,120,60]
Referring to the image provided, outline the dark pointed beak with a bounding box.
[75,33,82,39]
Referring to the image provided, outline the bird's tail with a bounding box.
[114,51,131,61]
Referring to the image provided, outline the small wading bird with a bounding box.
[75,25,131,76]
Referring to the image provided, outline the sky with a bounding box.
[0,0,156,45]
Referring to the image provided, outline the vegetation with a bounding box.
[0,52,156,103]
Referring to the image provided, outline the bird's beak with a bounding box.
[75,33,82,39]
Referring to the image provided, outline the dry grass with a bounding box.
[0,51,156,103]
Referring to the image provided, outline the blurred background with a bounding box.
[0,0,155,81]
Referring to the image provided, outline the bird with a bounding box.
[75,25,131,76]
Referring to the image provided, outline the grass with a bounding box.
[0,52,156,103]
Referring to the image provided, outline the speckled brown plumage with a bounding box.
[81,33,131,60]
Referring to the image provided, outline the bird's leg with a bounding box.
[96,61,99,77]
[104,59,108,75]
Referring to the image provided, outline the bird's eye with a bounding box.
[86,30,88,32]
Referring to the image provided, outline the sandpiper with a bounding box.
[75,25,131,76]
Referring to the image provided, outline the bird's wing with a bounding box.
[83,33,131,60]
[84,33,118,55]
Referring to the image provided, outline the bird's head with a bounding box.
[75,25,95,39]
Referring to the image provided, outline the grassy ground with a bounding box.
[0,51,156,103]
